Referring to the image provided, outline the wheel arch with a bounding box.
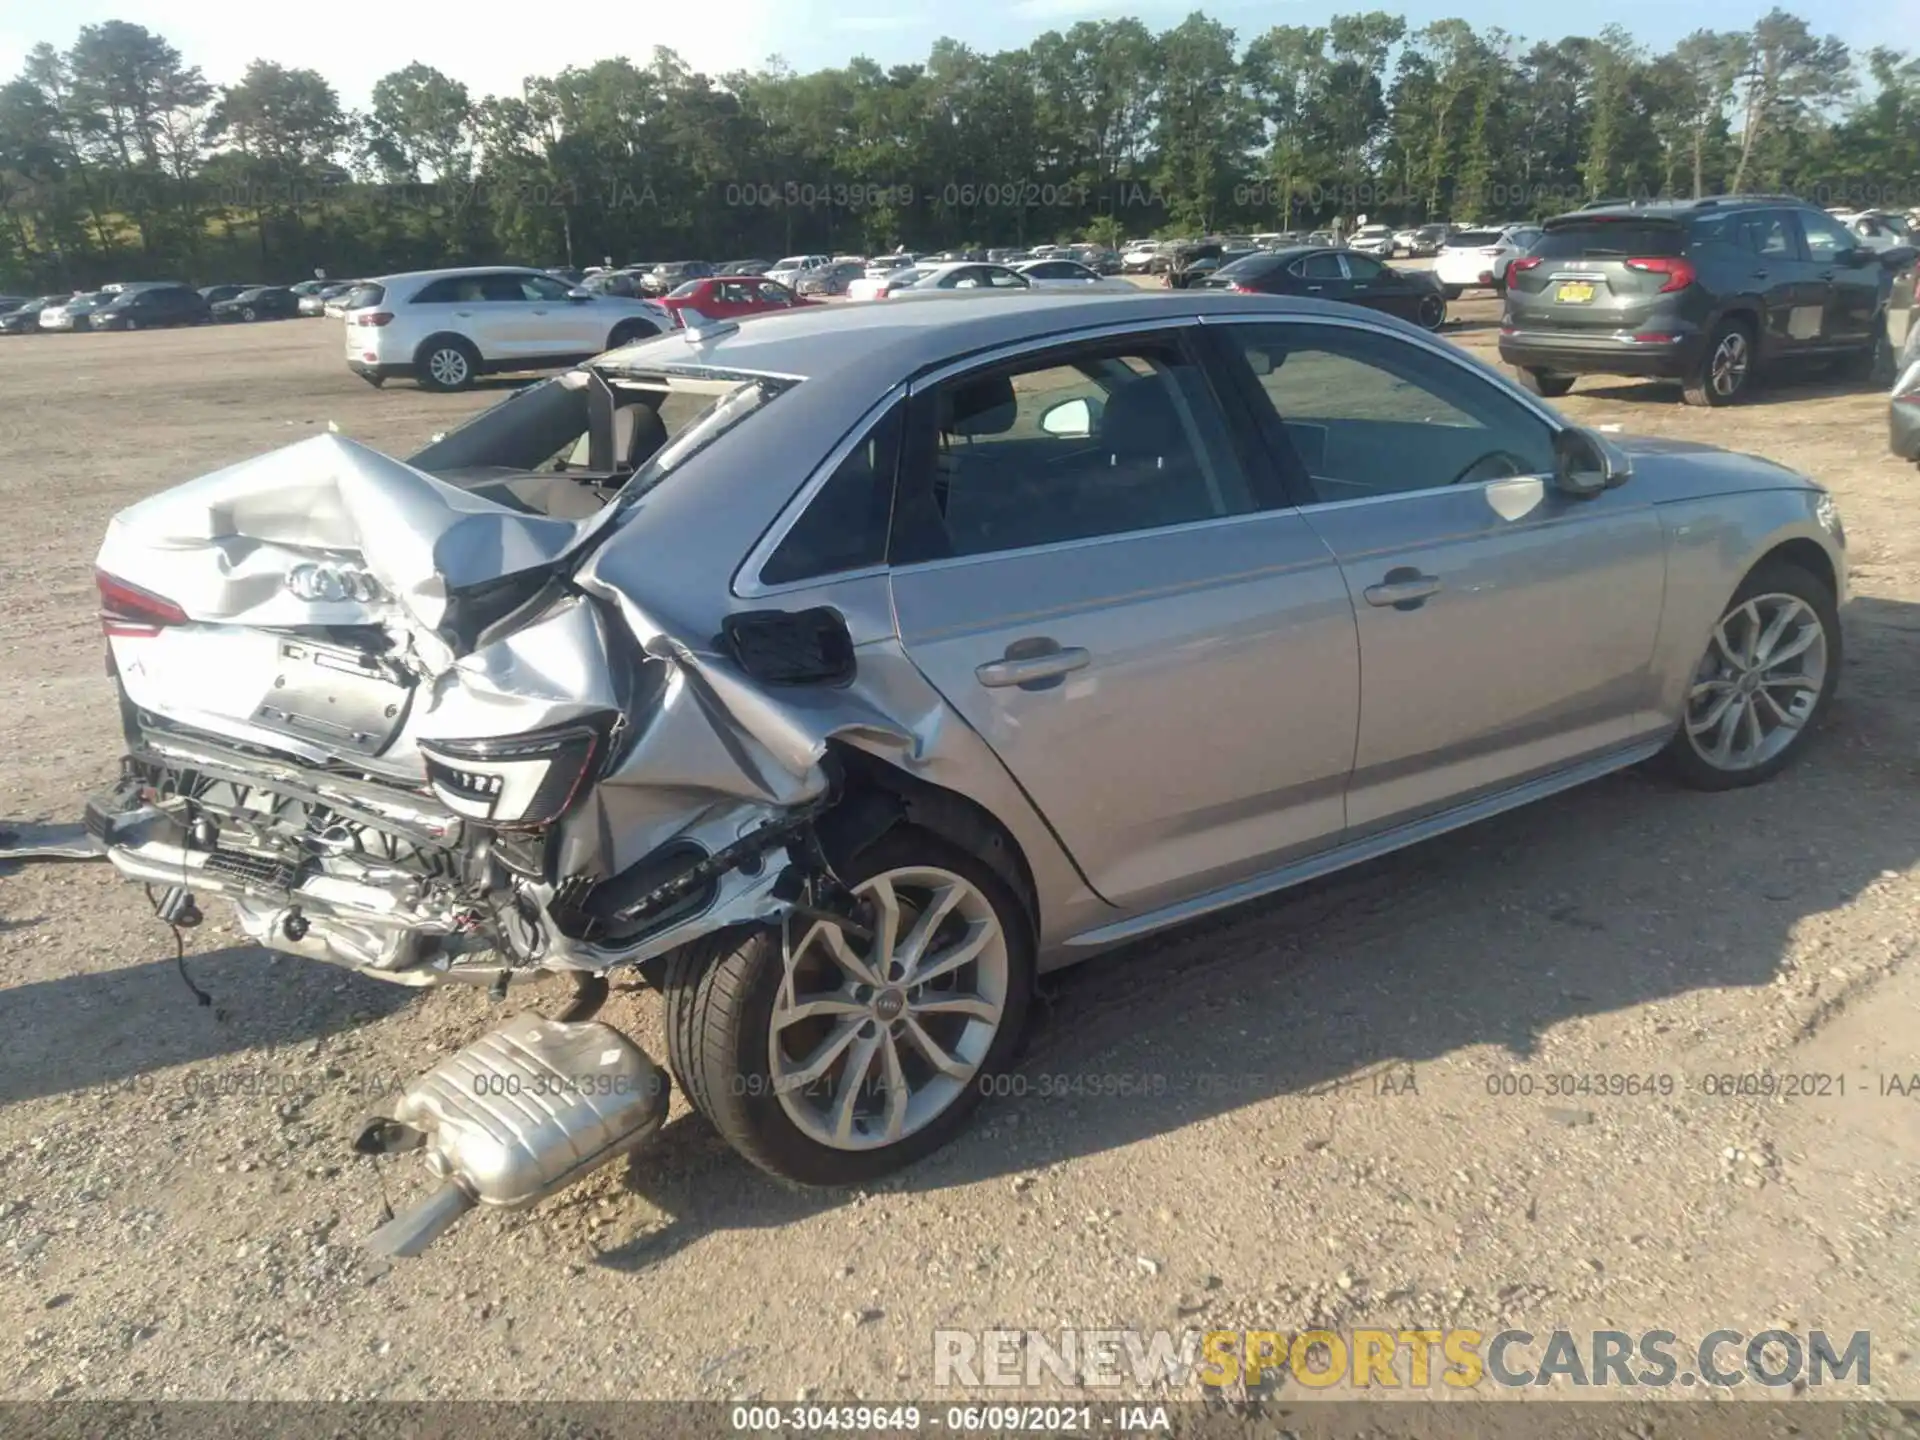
[412,330,479,369]
[824,741,1040,944]
[1751,535,1838,602]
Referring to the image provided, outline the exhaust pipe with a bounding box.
[358,1012,670,1256]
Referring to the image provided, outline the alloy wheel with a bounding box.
[769,865,1008,1152]
[1709,330,1750,398]
[1685,592,1828,772]
[427,347,470,388]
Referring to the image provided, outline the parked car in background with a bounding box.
[39,292,110,331]
[91,283,211,330]
[641,262,716,297]
[581,270,642,297]
[1828,209,1913,253]
[797,260,867,297]
[1198,246,1448,330]
[300,283,358,316]
[198,284,250,305]
[0,294,31,312]
[1434,225,1541,297]
[1305,230,1336,247]
[847,262,1031,301]
[288,280,333,301]
[768,255,831,287]
[1499,197,1910,406]
[662,276,811,324]
[719,260,773,276]
[865,254,919,280]
[544,268,585,286]
[342,266,672,391]
[1348,224,1396,256]
[1887,256,1919,460]
[1012,258,1135,291]
[0,295,67,334]
[212,286,302,323]
[1121,242,1161,274]
[323,284,368,318]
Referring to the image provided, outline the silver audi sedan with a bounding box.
[93,290,1845,1191]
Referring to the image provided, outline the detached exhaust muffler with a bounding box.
[357,1012,670,1257]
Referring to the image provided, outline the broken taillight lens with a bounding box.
[97,569,187,638]
[419,714,616,829]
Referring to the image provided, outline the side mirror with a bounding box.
[1552,427,1628,497]
[566,287,593,301]
[1039,396,1096,439]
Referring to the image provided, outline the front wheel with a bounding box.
[241,306,257,322]
[1654,561,1840,791]
[664,825,1034,1186]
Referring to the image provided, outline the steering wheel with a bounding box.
[1447,451,1529,486]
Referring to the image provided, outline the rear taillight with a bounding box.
[97,569,186,638]
[420,715,614,830]
[355,311,393,327]
[1229,283,1257,294]
[1508,257,1542,277]
[1624,257,1696,293]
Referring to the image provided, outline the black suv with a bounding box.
[1500,196,1914,406]
[90,284,211,331]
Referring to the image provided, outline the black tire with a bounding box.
[1514,367,1575,397]
[241,306,256,322]
[606,319,659,351]
[663,824,1034,1187]
[1415,294,1447,331]
[1441,284,1463,301]
[1652,560,1840,792]
[1682,316,1756,407]
[415,335,479,392]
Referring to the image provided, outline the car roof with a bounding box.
[600,289,1437,394]
[371,264,545,287]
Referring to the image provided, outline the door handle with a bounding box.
[1364,569,1443,610]
[975,643,1090,690]
[1751,269,1769,279]
[1305,285,1324,292]
[454,310,473,317]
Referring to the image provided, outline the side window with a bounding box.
[1218,322,1556,503]
[519,274,572,301]
[759,403,903,586]
[481,273,530,302]
[1796,209,1854,261]
[987,269,1028,288]
[894,339,1255,562]
[1736,212,1798,260]
[1293,252,1344,280]
[757,282,793,305]
[1341,254,1384,281]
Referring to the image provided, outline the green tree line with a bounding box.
[1,10,1915,289]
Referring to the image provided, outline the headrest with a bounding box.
[943,374,1017,437]
[1100,373,1186,459]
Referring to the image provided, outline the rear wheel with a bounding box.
[241,306,257,322]
[416,336,479,392]
[1683,318,1755,406]
[664,825,1033,1186]
[1654,561,1839,790]
[1514,368,1575,397]
[1415,294,1447,331]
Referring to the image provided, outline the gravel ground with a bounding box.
[0,305,1916,1409]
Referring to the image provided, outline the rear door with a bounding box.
[1794,208,1880,348]
[1723,210,1812,353]
[887,327,1360,914]
[1503,216,1691,335]
[1338,252,1418,321]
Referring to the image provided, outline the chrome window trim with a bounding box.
[733,383,909,599]
[903,314,1200,395]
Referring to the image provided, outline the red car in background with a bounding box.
[660,276,813,325]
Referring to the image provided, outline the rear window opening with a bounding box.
[403,366,795,524]
[344,283,386,309]
[1534,221,1685,259]
[1446,231,1502,247]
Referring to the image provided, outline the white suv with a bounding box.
[342,266,672,391]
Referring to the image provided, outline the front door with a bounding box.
[888,327,1360,913]
[1339,253,1419,322]
[1204,318,1668,833]
[1795,208,1881,348]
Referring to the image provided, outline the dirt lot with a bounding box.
[1,304,1917,1412]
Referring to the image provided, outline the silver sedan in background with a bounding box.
[90,291,1846,1213]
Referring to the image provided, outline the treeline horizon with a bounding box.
[0,9,1915,290]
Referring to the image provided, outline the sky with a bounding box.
[0,0,1902,111]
